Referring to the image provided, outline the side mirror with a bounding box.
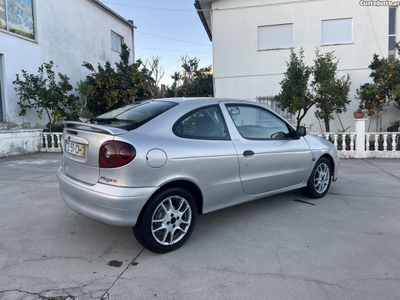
[229,108,240,116]
[297,126,307,137]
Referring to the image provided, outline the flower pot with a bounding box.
[353,113,365,119]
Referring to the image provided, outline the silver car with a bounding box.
[57,98,339,253]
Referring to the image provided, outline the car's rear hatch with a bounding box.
[61,122,127,185]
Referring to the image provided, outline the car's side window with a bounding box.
[173,105,230,140]
[226,104,291,140]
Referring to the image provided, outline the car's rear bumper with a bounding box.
[57,166,157,227]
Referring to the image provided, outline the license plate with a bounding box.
[65,141,85,158]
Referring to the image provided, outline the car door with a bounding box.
[222,102,312,195]
[171,104,244,213]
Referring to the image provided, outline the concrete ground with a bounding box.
[0,154,400,300]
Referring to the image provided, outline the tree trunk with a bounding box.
[44,107,52,133]
[324,116,330,132]
[80,96,86,115]
[296,118,301,128]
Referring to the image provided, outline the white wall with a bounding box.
[211,0,400,132]
[0,129,42,157]
[0,0,134,128]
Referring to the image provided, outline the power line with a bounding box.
[136,30,211,47]
[102,1,193,12]
[136,47,211,54]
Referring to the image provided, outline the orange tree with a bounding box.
[13,61,80,132]
[312,50,351,132]
[83,44,150,116]
[275,49,314,127]
[357,44,400,131]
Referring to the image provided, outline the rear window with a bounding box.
[91,101,178,130]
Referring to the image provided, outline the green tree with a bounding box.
[76,80,93,118]
[167,71,184,97]
[357,44,400,131]
[275,49,314,127]
[13,61,80,132]
[312,50,351,132]
[166,56,213,98]
[181,56,200,97]
[187,66,213,97]
[83,44,149,116]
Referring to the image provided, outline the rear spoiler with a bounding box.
[63,121,128,136]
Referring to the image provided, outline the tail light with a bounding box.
[99,141,136,168]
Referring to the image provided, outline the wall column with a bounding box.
[354,116,367,158]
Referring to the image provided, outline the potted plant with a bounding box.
[353,108,365,119]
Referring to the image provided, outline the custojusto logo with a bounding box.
[359,0,400,6]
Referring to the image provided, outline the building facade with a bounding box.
[0,0,135,128]
[196,0,400,132]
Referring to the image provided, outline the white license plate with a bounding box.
[65,141,85,158]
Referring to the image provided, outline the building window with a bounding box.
[321,18,352,45]
[389,7,397,59]
[0,0,35,40]
[111,31,123,52]
[258,24,293,51]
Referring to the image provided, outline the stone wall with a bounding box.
[0,129,43,157]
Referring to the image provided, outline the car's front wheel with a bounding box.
[301,157,332,198]
[133,187,197,253]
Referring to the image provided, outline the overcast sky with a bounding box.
[101,0,213,86]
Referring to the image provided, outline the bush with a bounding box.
[387,120,400,132]
[83,44,149,116]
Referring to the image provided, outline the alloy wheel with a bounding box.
[314,163,330,194]
[151,196,192,246]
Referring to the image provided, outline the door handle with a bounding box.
[243,150,254,158]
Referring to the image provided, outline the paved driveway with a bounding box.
[0,153,400,300]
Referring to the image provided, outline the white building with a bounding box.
[195,0,400,132]
[0,0,135,129]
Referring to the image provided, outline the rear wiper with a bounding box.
[90,117,138,124]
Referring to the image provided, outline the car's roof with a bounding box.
[154,97,256,105]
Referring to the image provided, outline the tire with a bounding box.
[133,187,197,253]
[301,157,332,199]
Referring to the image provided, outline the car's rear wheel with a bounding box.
[133,188,197,253]
[301,157,332,198]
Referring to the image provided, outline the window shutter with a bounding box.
[258,24,293,50]
[321,18,352,45]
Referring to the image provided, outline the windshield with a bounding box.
[91,101,178,130]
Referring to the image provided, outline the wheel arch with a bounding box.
[137,179,204,223]
[319,153,335,176]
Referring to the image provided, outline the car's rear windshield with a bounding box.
[90,101,178,130]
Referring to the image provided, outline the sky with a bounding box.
[100,0,213,86]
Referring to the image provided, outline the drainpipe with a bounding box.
[128,20,136,62]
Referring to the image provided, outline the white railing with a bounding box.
[364,132,400,158]
[40,132,62,152]
[310,132,356,158]
[310,131,400,158]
